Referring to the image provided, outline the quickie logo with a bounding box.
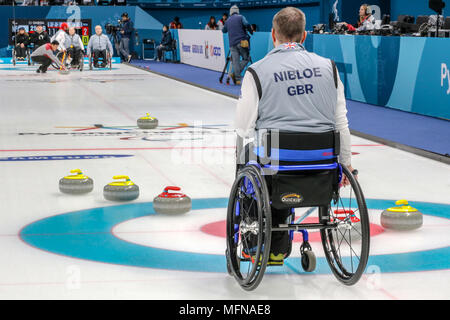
[281,193,303,204]
[441,63,450,95]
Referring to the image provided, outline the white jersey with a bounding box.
[51,30,69,51]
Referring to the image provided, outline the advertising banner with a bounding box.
[178,29,225,72]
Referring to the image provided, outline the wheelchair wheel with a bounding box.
[12,50,16,66]
[226,165,272,291]
[27,49,31,66]
[320,165,370,286]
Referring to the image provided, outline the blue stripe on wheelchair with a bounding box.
[254,147,335,161]
[19,198,450,274]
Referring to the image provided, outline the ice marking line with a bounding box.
[0,146,236,152]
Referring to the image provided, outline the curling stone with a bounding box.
[137,113,158,129]
[381,200,423,231]
[59,169,93,194]
[153,186,191,215]
[333,209,362,243]
[103,175,139,201]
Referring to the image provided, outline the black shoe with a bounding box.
[100,63,107,68]
[36,68,41,73]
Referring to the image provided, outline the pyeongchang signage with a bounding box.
[178,29,226,72]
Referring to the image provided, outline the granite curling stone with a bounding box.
[59,169,94,194]
[103,175,139,201]
[153,186,191,215]
[381,200,423,231]
[137,113,158,129]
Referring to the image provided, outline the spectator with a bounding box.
[251,24,258,32]
[14,27,29,61]
[217,13,228,30]
[30,25,50,48]
[119,12,134,63]
[170,17,183,29]
[222,5,253,85]
[343,4,376,32]
[87,25,113,68]
[156,25,173,62]
[205,16,218,30]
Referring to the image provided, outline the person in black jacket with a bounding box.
[14,27,29,60]
[118,12,134,63]
[30,25,50,48]
[155,25,173,62]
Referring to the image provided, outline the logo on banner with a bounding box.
[441,63,450,95]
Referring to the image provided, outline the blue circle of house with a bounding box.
[20,198,450,274]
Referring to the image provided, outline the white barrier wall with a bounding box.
[178,29,226,72]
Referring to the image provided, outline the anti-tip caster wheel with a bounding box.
[300,242,316,272]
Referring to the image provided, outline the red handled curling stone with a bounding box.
[153,186,191,215]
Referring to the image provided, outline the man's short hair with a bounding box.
[51,40,59,45]
[272,7,306,43]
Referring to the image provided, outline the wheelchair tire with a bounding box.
[301,250,316,273]
[320,165,370,286]
[226,165,272,291]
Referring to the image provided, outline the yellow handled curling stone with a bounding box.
[137,113,158,129]
[59,169,93,194]
[103,175,139,201]
[380,200,423,230]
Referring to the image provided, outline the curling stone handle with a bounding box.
[70,169,82,174]
[164,186,181,193]
[113,175,130,181]
[395,199,409,206]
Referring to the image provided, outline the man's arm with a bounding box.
[334,72,355,183]
[234,71,259,138]
[86,37,93,56]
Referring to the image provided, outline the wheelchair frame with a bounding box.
[226,133,370,291]
[54,49,84,72]
[12,45,31,66]
[89,51,112,70]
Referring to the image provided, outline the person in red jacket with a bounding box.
[169,17,183,29]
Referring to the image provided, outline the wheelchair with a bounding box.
[89,50,112,70]
[12,45,32,66]
[226,130,370,291]
[52,47,84,71]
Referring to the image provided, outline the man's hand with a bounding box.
[341,165,357,187]
[20,43,25,48]
[120,30,125,34]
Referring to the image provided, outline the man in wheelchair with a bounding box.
[234,7,354,266]
[65,27,85,68]
[86,25,113,68]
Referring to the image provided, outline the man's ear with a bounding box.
[271,28,276,44]
[300,31,307,44]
